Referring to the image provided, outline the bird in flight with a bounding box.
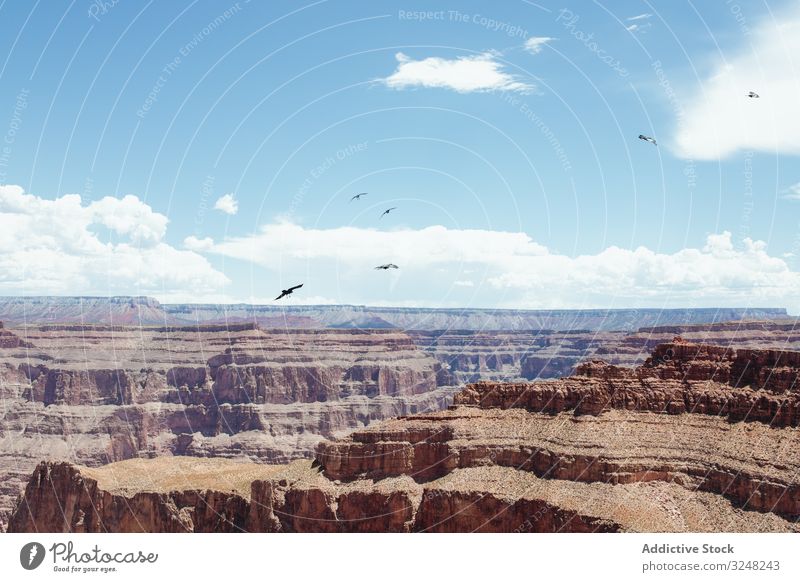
[274,284,303,301]
[379,207,397,219]
[375,263,399,270]
[638,134,657,146]
[747,91,760,98]
[350,192,367,202]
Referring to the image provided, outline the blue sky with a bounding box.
[1,0,799,310]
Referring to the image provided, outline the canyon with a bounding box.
[1,298,799,532]
[0,322,457,530]
[8,338,800,533]
[0,295,786,330]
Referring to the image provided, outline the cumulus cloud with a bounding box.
[0,185,229,299]
[183,235,215,251]
[381,51,533,93]
[523,37,554,55]
[7,185,796,310]
[674,5,800,159]
[193,222,800,310]
[213,193,238,215]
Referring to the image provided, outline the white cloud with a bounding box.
[89,195,168,243]
[381,51,533,93]
[674,5,800,159]
[183,235,215,251]
[523,37,554,55]
[781,182,800,200]
[5,186,796,310]
[626,23,650,33]
[0,185,229,299]
[208,222,548,267]
[213,193,238,215]
[193,222,800,310]
[625,14,652,33]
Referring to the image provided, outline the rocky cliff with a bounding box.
[5,316,800,531]
[0,296,787,330]
[452,340,800,426]
[408,329,621,383]
[9,339,799,533]
[409,319,800,384]
[0,323,457,530]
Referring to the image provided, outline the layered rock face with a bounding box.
[1,297,796,383]
[10,340,800,533]
[0,296,786,330]
[0,323,457,530]
[453,340,800,426]
[599,320,800,365]
[0,322,30,348]
[408,321,800,390]
[0,296,166,326]
[409,329,623,383]
[409,320,800,384]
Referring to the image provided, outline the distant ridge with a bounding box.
[0,296,789,332]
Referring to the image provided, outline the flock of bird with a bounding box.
[274,192,401,300]
[274,91,762,301]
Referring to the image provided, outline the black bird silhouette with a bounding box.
[638,134,657,146]
[274,284,303,301]
[379,207,397,219]
[349,192,368,202]
[747,91,760,98]
[375,263,399,270]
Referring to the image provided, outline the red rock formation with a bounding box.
[454,340,800,426]
[11,461,253,533]
[0,324,458,530]
[9,409,798,532]
[7,326,800,533]
[8,340,800,533]
[0,323,30,348]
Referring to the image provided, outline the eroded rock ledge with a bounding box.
[8,340,800,533]
[454,340,800,425]
[9,449,798,533]
[0,323,458,529]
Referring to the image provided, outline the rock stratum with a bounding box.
[0,295,787,331]
[0,323,457,530]
[9,339,800,533]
